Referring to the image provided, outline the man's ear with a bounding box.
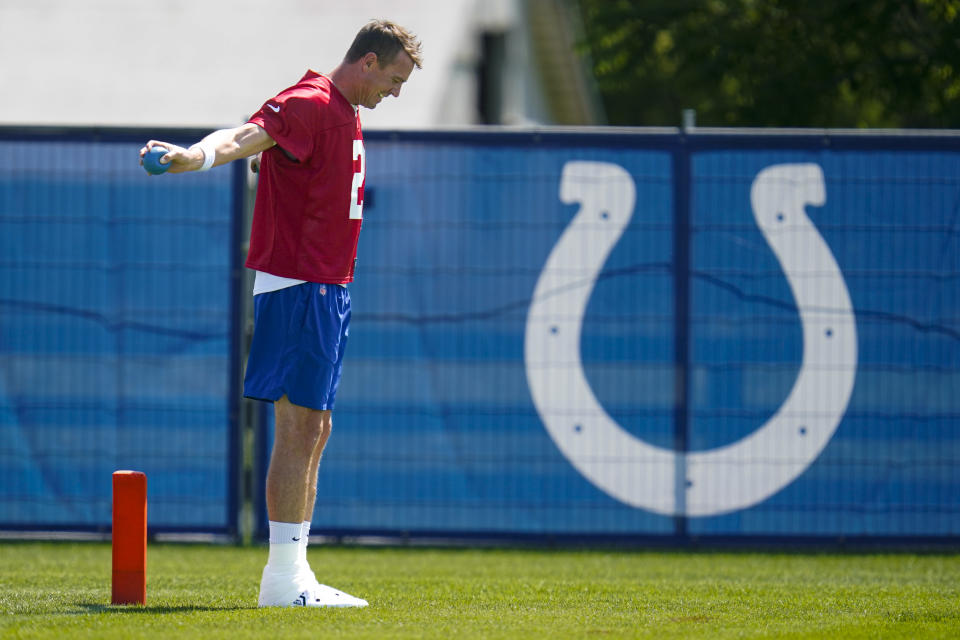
[361,52,379,70]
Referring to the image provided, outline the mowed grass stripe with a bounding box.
[0,542,957,639]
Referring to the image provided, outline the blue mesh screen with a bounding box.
[0,134,237,532]
[282,133,958,538]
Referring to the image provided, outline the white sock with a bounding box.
[267,520,302,571]
[298,521,311,570]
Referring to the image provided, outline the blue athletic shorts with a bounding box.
[243,282,351,411]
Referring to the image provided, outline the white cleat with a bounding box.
[304,583,369,608]
[258,566,368,608]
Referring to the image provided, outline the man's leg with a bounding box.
[298,411,329,565]
[266,395,330,523]
[261,394,325,597]
[259,396,365,607]
[281,399,330,583]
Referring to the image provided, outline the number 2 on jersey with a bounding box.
[350,140,365,220]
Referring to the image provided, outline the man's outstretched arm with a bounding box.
[139,123,276,174]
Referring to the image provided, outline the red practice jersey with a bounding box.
[246,71,365,284]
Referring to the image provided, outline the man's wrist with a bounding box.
[191,140,217,171]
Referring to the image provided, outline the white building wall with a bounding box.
[0,0,508,129]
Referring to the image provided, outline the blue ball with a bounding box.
[143,146,170,175]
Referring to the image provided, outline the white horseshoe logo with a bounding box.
[524,161,857,516]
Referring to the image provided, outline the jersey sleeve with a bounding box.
[248,89,318,163]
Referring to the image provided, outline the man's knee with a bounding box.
[275,399,328,444]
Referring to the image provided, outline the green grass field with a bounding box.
[0,541,957,639]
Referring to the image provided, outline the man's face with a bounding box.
[360,52,415,109]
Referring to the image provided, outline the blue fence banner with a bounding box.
[0,129,242,533]
[295,130,959,540]
[1,127,957,541]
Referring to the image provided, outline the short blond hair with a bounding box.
[345,19,423,69]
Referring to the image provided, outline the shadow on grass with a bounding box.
[76,602,257,614]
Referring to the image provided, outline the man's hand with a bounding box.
[138,141,204,174]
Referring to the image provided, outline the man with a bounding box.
[139,19,422,608]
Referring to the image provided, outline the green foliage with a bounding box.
[577,0,960,127]
[1,542,959,639]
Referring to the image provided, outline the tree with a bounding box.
[576,0,960,128]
